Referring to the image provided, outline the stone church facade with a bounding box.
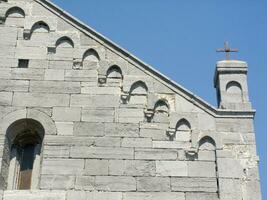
[0,0,262,199]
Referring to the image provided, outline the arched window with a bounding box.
[175,119,191,142]
[153,100,169,123]
[5,7,25,26]
[55,36,74,60]
[129,81,148,105]
[82,49,100,69]
[107,65,122,79]
[226,81,243,103]
[5,119,44,190]
[31,21,50,33]
[29,21,50,44]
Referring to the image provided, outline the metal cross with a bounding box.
[216,41,239,60]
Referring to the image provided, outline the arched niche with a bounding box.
[82,49,100,69]
[5,7,25,26]
[3,119,44,190]
[29,21,50,43]
[129,81,148,105]
[175,118,191,142]
[226,81,243,103]
[199,136,216,151]
[55,36,74,60]
[152,99,169,123]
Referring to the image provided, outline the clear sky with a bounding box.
[52,0,266,197]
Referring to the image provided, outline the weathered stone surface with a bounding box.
[137,177,170,191]
[12,92,70,107]
[121,138,152,148]
[11,68,45,80]
[66,191,122,200]
[95,176,136,191]
[53,107,81,122]
[171,177,217,192]
[82,108,114,122]
[124,160,156,176]
[187,161,216,177]
[0,80,29,92]
[3,191,66,200]
[43,145,70,158]
[135,148,178,160]
[156,161,187,177]
[30,81,80,94]
[70,146,134,159]
[75,176,95,191]
[105,123,139,137]
[40,175,75,190]
[186,192,219,200]
[44,69,65,80]
[123,192,185,200]
[55,122,74,136]
[217,158,244,178]
[84,159,109,175]
[73,122,104,136]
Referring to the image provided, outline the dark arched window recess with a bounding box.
[154,99,169,114]
[129,81,148,95]
[31,21,50,33]
[82,49,100,69]
[55,36,74,48]
[5,119,44,190]
[107,65,123,79]
[5,7,25,19]
[199,136,216,151]
[226,81,243,103]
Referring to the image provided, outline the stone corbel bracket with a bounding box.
[73,58,83,70]
[23,29,31,40]
[144,109,154,122]
[185,148,198,160]
[166,128,175,140]
[121,92,129,104]
[98,75,107,85]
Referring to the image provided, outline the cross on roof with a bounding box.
[216,41,239,60]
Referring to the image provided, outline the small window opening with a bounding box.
[18,59,29,68]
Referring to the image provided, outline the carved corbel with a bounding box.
[98,75,107,85]
[166,128,175,140]
[23,29,31,40]
[121,92,129,104]
[73,59,83,70]
[144,109,154,122]
[185,148,198,160]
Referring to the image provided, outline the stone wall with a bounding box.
[0,0,261,199]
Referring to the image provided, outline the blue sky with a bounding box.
[52,0,266,197]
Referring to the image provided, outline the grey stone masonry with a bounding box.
[0,0,261,199]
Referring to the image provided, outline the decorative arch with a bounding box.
[5,7,25,18]
[82,49,100,69]
[107,65,123,79]
[199,136,216,150]
[130,81,148,95]
[152,99,169,123]
[226,81,243,102]
[175,118,191,142]
[31,21,50,33]
[55,36,74,48]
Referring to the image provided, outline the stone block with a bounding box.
[44,135,95,146]
[156,161,187,177]
[74,122,104,136]
[71,94,120,107]
[186,193,219,200]
[95,137,121,147]
[43,145,70,158]
[84,159,109,175]
[65,70,97,82]
[3,191,66,200]
[75,176,95,191]
[49,60,73,70]
[0,80,29,92]
[123,192,185,200]
[140,128,168,140]
[105,123,139,137]
[55,122,74,136]
[171,177,217,192]
[217,158,244,178]
[219,178,243,200]
[40,175,75,190]
[11,68,45,80]
[135,148,178,160]
[124,160,156,176]
[12,92,70,107]
[117,108,144,123]
[121,138,152,148]
[53,107,81,122]
[66,191,122,200]
[70,146,134,159]
[81,86,121,95]
[153,141,191,149]
[0,92,12,106]
[188,161,216,177]
[44,69,64,81]
[137,177,170,192]
[198,150,216,161]
[95,176,136,191]
[0,69,11,80]
[109,160,124,175]
[0,27,17,47]
[82,108,114,122]
[42,159,84,175]
[30,80,80,94]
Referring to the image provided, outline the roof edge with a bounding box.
[37,0,255,118]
